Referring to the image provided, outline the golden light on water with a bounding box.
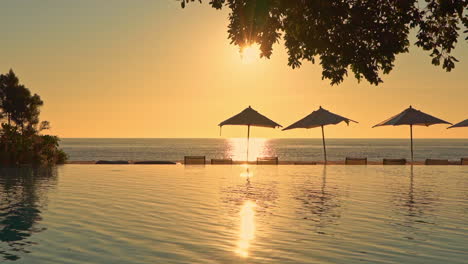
[240,166,253,178]
[235,200,256,258]
[240,45,260,64]
[226,138,269,162]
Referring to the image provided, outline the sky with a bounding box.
[1,0,467,138]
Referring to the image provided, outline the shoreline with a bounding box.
[66,160,464,165]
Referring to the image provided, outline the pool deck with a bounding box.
[66,160,465,165]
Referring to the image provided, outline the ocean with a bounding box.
[60,138,468,162]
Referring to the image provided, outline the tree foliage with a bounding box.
[0,70,67,166]
[180,0,468,85]
[0,70,44,131]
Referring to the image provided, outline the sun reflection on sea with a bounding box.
[226,138,271,162]
[235,200,256,258]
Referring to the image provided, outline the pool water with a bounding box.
[0,165,467,263]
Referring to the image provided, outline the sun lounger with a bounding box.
[461,158,468,165]
[134,161,176,164]
[257,157,279,165]
[345,157,367,165]
[96,160,129,164]
[184,156,206,165]
[383,158,406,165]
[425,159,449,165]
[294,161,317,165]
[211,159,233,165]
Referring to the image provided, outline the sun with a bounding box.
[240,45,260,64]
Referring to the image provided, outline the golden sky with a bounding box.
[1,1,467,138]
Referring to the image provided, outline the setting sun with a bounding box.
[240,45,260,64]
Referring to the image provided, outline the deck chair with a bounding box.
[184,156,206,165]
[134,161,176,164]
[461,158,468,165]
[211,158,233,165]
[294,161,317,165]
[425,159,449,165]
[257,157,279,165]
[345,157,367,165]
[383,159,406,165]
[96,160,129,164]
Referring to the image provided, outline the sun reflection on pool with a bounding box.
[226,138,270,162]
[235,200,256,258]
[240,167,253,178]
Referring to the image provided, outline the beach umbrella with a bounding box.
[219,106,282,161]
[373,105,451,163]
[447,119,468,129]
[282,106,358,164]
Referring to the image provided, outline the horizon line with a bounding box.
[59,137,468,140]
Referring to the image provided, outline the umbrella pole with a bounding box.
[410,124,414,164]
[321,125,327,164]
[246,125,250,162]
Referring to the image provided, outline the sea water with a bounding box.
[60,138,468,162]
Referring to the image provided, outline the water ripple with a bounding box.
[0,165,467,263]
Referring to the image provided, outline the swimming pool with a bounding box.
[0,165,467,263]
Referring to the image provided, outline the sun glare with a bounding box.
[235,200,256,257]
[226,138,269,162]
[240,45,260,64]
[240,167,253,178]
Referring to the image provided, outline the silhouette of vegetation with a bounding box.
[0,167,57,261]
[0,70,67,166]
[181,0,468,85]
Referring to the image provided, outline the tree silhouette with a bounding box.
[0,70,44,131]
[181,0,467,85]
[0,168,57,261]
[0,70,67,166]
